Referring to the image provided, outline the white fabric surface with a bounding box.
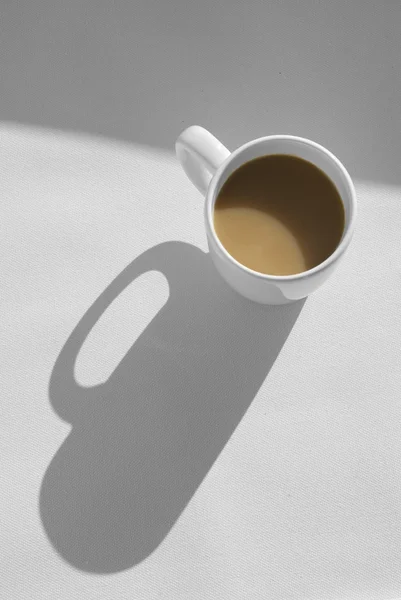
[1,1,401,599]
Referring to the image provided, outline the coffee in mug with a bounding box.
[176,126,356,304]
[214,154,345,276]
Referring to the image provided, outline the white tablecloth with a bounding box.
[1,1,401,599]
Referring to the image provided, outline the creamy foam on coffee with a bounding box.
[214,154,345,276]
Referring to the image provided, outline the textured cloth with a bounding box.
[1,1,401,598]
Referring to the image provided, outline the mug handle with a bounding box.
[175,126,231,195]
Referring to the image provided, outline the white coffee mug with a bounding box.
[176,126,357,304]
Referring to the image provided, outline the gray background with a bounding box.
[2,0,400,183]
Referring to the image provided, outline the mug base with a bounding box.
[210,252,301,305]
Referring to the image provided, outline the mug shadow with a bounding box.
[40,241,305,574]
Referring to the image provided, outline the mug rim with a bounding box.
[206,134,357,282]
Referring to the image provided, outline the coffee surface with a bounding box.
[214,154,345,276]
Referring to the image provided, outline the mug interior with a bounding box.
[207,135,356,279]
